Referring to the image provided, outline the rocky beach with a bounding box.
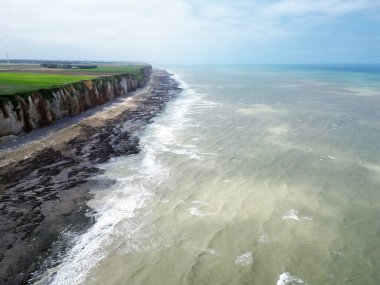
[0,69,181,284]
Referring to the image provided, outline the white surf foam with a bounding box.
[32,71,205,285]
[277,272,305,285]
[144,71,218,162]
[258,233,270,243]
[283,209,301,221]
[34,145,165,285]
[235,252,254,266]
[188,207,209,216]
[205,248,218,255]
[283,209,312,222]
[191,200,211,206]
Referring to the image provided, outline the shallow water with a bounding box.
[36,65,380,284]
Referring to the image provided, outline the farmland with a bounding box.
[0,64,148,95]
[0,72,95,95]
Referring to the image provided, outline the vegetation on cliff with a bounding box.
[71,65,148,80]
[0,64,149,96]
[0,72,95,95]
[0,64,152,136]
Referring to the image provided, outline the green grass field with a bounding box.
[0,65,148,96]
[0,72,95,95]
[71,65,146,80]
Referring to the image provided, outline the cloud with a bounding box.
[0,0,379,64]
[264,0,372,17]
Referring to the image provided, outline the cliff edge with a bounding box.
[0,65,151,137]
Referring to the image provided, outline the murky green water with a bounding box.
[37,65,380,285]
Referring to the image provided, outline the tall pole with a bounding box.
[6,52,9,65]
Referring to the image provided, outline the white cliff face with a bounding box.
[0,101,24,136]
[0,69,151,138]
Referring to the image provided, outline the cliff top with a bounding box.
[0,64,149,96]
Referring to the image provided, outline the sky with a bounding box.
[1,0,380,65]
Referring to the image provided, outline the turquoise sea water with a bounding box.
[35,65,380,285]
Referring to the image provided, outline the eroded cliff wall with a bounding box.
[0,67,151,137]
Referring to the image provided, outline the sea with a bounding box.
[34,65,380,285]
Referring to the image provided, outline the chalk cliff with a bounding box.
[0,66,151,137]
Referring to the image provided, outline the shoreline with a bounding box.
[0,69,181,284]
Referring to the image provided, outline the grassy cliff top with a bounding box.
[0,72,95,95]
[0,64,148,96]
[72,65,147,78]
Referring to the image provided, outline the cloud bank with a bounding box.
[0,0,379,64]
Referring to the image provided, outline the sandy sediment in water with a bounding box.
[0,69,181,284]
